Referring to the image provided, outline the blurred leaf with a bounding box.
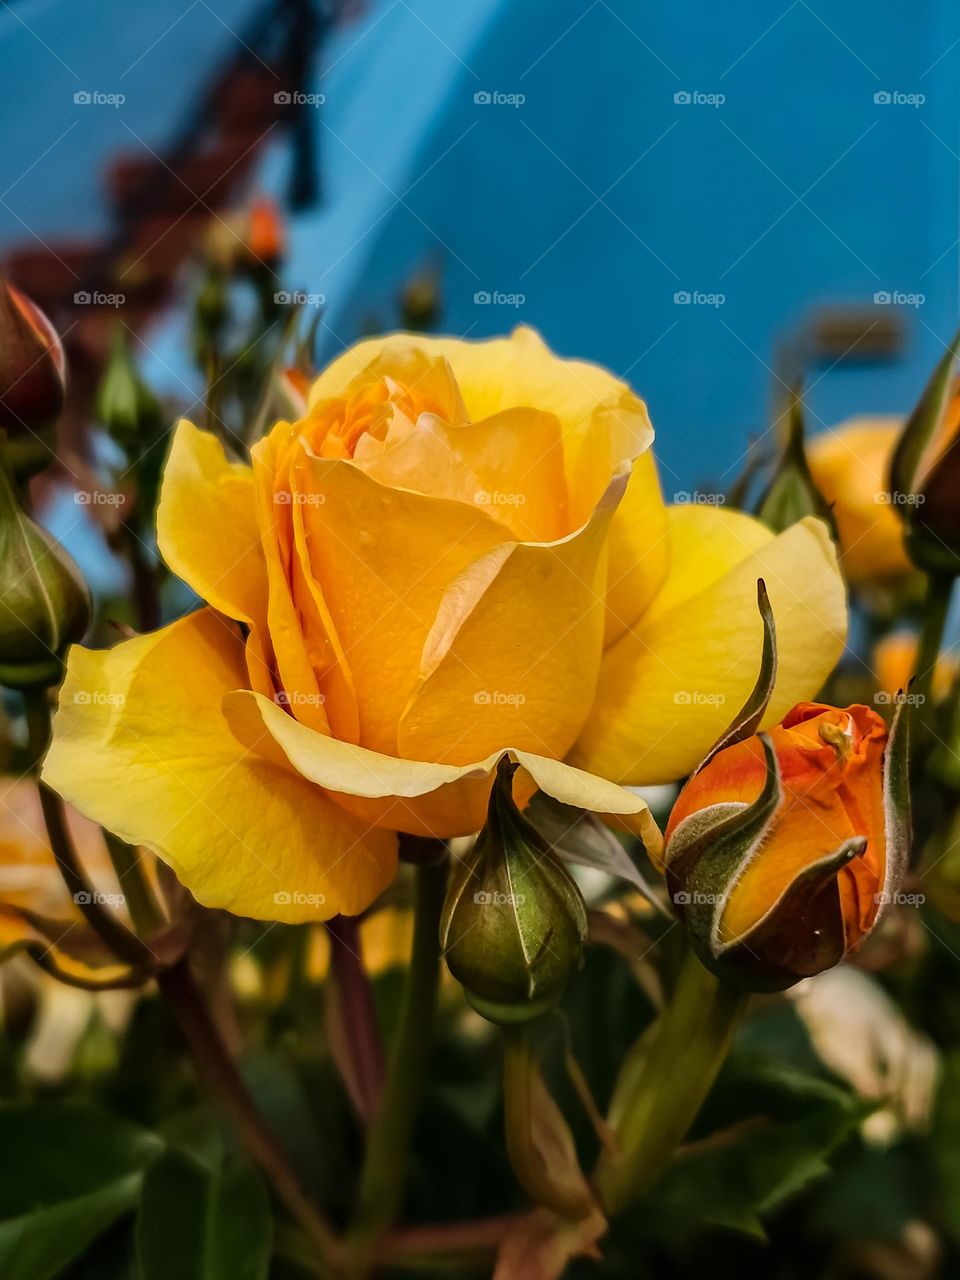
[0,1102,161,1280]
[643,1057,869,1238]
[136,1150,271,1280]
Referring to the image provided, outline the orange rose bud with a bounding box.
[0,282,66,473]
[664,701,909,992]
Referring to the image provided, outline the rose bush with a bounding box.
[43,329,846,921]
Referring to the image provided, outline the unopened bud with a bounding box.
[0,461,90,688]
[756,386,837,537]
[889,325,960,574]
[96,327,163,449]
[440,757,588,1024]
[665,701,909,991]
[0,282,66,477]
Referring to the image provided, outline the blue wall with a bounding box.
[279,0,960,489]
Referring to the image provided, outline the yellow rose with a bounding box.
[806,417,912,584]
[43,329,845,921]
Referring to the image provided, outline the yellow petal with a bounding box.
[42,611,397,923]
[309,328,666,618]
[223,686,661,857]
[156,420,275,698]
[604,451,670,643]
[397,472,628,767]
[285,445,510,755]
[156,420,266,626]
[572,511,847,785]
[251,427,335,734]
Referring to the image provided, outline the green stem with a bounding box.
[157,958,341,1271]
[502,1022,594,1219]
[103,830,165,937]
[913,571,954,728]
[596,950,746,1214]
[346,857,447,1274]
[23,687,150,968]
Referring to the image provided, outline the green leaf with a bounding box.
[0,1103,161,1280]
[136,1151,272,1280]
[695,579,777,775]
[646,1057,868,1237]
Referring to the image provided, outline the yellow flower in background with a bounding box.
[873,630,956,703]
[0,778,137,1082]
[807,417,912,585]
[43,329,845,922]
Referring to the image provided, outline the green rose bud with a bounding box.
[96,327,163,449]
[756,386,837,537]
[0,459,90,688]
[440,757,588,1024]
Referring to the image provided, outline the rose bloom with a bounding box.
[45,330,845,921]
[665,703,895,989]
[807,417,912,584]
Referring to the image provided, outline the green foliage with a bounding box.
[0,1103,160,1280]
[136,1151,271,1280]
